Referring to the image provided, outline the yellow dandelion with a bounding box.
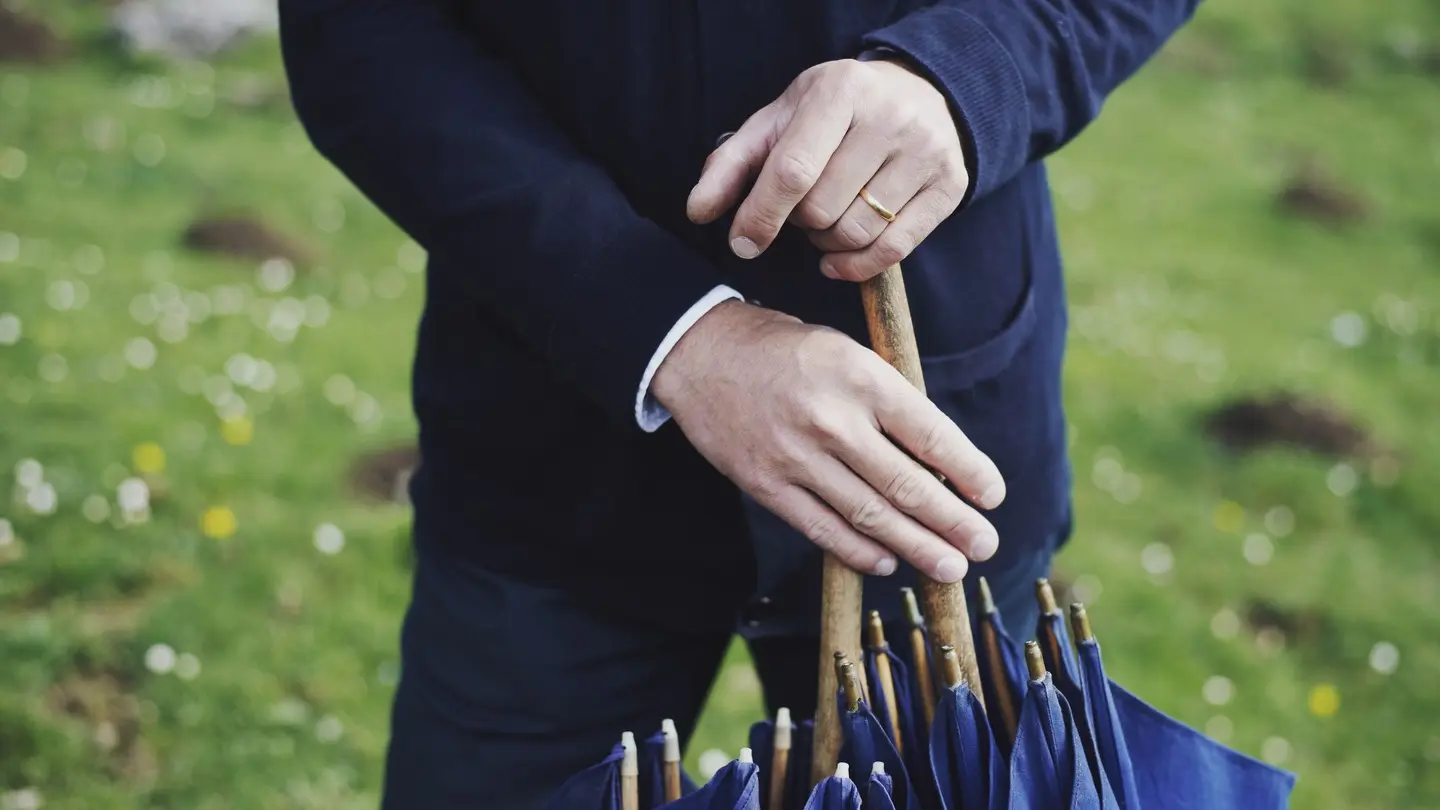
[1308,683,1339,718]
[1212,500,1244,533]
[133,442,166,474]
[221,416,253,446]
[201,506,237,540]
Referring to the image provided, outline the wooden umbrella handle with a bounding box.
[809,263,985,784]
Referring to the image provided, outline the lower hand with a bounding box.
[686,58,969,283]
[651,300,1004,583]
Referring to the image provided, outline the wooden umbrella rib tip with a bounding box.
[1069,602,1095,642]
[978,576,997,614]
[1035,577,1060,616]
[1023,640,1047,681]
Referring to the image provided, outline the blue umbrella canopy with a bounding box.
[1006,644,1103,810]
[866,764,899,810]
[834,657,920,810]
[552,582,1298,810]
[666,754,761,810]
[974,580,1027,756]
[927,675,1005,810]
[802,764,863,810]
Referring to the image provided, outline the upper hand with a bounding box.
[686,58,968,283]
[651,300,1004,583]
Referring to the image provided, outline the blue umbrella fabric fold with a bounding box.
[975,607,1027,754]
[1110,682,1297,809]
[866,766,899,810]
[864,641,933,802]
[542,742,623,810]
[928,682,1005,810]
[1037,610,1108,800]
[748,716,814,810]
[801,772,863,810]
[663,759,761,810]
[837,697,919,810]
[1074,639,1142,810]
[1008,673,1102,810]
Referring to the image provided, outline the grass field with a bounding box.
[2,1,1438,808]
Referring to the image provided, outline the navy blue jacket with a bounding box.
[278,0,1196,631]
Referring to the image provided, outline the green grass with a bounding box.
[1,0,1438,807]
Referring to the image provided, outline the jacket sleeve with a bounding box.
[860,0,1201,202]
[277,0,730,427]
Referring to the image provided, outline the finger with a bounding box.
[834,427,999,561]
[873,384,1006,510]
[728,89,854,258]
[760,480,897,576]
[821,184,960,283]
[807,151,931,256]
[802,454,970,583]
[789,130,889,232]
[687,104,783,225]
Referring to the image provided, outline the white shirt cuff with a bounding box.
[635,284,744,433]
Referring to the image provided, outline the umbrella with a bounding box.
[545,731,760,810]
[802,764,862,810]
[551,263,1296,810]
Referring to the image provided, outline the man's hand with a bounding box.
[652,300,1004,583]
[686,59,968,283]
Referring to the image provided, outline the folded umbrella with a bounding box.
[803,764,863,810]
[1067,604,1297,810]
[973,579,1026,755]
[665,750,761,810]
[1006,642,1103,810]
[866,764,899,810]
[928,646,1005,810]
[750,709,814,810]
[835,656,920,810]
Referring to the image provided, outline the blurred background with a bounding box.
[1,0,1437,808]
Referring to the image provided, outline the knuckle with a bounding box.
[802,514,840,552]
[773,152,821,197]
[848,498,887,533]
[874,232,914,266]
[883,468,927,511]
[796,198,840,230]
[836,215,876,250]
[915,420,949,460]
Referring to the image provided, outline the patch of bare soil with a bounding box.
[1275,165,1369,228]
[46,662,158,786]
[181,214,313,266]
[349,444,419,505]
[1203,392,1377,458]
[0,5,67,64]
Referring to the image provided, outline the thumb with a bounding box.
[687,104,781,225]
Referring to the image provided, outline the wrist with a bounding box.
[651,300,794,411]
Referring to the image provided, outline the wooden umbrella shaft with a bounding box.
[810,263,985,784]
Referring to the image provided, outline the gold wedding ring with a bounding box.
[858,186,897,222]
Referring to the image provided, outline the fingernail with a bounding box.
[731,236,759,259]
[934,556,967,583]
[971,528,999,561]
[820,260,838,279]
[873,557,897,576]
[979,483,1006,509]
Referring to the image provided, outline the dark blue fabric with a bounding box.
[928,684,1005,810]
[867,770,899,810]
[1110,683,1296,809]
[1037,613,1107,798]
[1008,675,1102,810]
[974,610,1028,755]
[665,761,761,810]
[838,700,919,810]
[802,777,863,810]
[1075,641,1140,810]
[643,730,700,807]
[542,743,623,810]
[275,0,1202,631]
[864,644,930,798]
[748,718,815,810]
